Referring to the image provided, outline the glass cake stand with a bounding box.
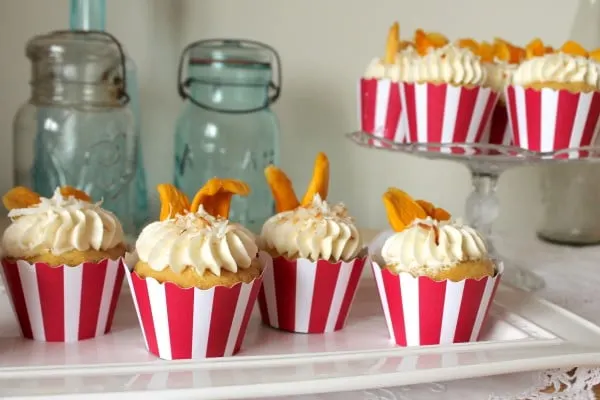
[347,131,600,292]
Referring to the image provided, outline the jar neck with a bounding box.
[31,82,121,107]
[189,82,269,112]
[70,0,106,30]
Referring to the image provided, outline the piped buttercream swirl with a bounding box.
[135,207,258,276]
[260,194,362,261]
[402,44,487,86]
[2,188,124,258]
[381,217,488,275]
[511,53,600,89]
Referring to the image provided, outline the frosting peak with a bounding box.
[403,44,487,86]
[135,207,258,276]
[511,53,600,89]
[381,218,488,274]
[260,194,362,262]
[2,188,124,258]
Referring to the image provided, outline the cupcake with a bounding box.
[370,188,503,346]
[360,22,413,144]
[400,30,499,145]
[1,186,127,342]
[506,39,600,152]
[464,38,523,147]
[258,152,367,334]
[125,180,266,360]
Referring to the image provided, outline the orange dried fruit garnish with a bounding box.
[416,199,451,221]
[382,188,428,232]
[493,41,511,62]
[477,41,495,63]
[560,40,587,57]
[190,178,250,219]
[414,29,430,56]
[301,152,330,206]
[426,31,449,47]
[589,48,600,62]
[384,22,400,64]
[544,46,554,54]
[157,184,190,221]
[457,38,479,53]
[265,165,300,213]
[60,185,91,202]
[525,38,546,59]
[2,186,41,211]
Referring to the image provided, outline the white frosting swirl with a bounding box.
[2,188,123,258]
[381,218,488,275]
[364,49,417,82]
[403,44,486,86]
[260,194,362,262]
[136,207,258,276]
[512,53,600,89]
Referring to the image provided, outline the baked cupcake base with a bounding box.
[133,259,263,290]
[385,258,495,282]
[11,244,127,267]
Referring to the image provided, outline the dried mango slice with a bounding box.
[265,165,300,213]
[560,40,587,57]
[384,22,400,64]
[382,192,407,232]
[477,41,495,63]
[60,186,91,202]
[433,207,451,221]
[190,178,250,219]
[416,199,452,221]
[301,152,330,206]
[544,46,554,54]
[589,48,600,62]
[457,38,479,53]
[525,38,545,59]
[2,186,41,211]
[384,188,428,231]
[414,29,431,56]
[157,184,190,221]
[493,42,511,62]
[511,47,526,64]
[426,32,449,48]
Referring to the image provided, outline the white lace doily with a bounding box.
[264,231,600,400]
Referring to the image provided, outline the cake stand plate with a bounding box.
[0,270,599,399]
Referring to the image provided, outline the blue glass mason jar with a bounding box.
[13,30,147,240]
[174,39,281,233]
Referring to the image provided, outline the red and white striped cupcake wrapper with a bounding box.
[359,78,406,144]
[125,254,267,360]
[1,258,125,342]
[482,103,513,146]
[400,82,499,145]
[506,85,600,153]
[371,261,502,347]
[258,255,367,333]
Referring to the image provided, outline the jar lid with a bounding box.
[188,40,271,67]
[26,30,126,87]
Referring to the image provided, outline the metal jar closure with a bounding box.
[177,39,282,114]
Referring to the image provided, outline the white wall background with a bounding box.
[0,0,597,234]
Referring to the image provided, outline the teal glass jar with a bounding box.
[174,39,282,233]
[13,30,147,240]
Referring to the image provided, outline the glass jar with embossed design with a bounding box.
[13,30,148,239]
[174,39,281,233]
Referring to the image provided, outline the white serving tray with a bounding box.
[0,278,599,399]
